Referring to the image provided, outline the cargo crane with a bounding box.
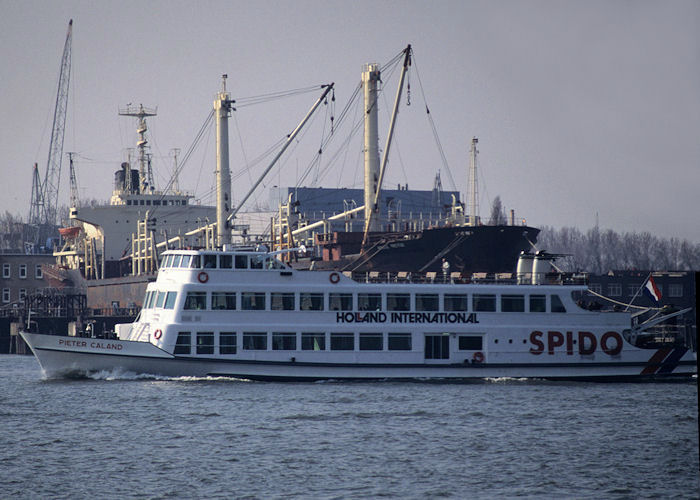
[27,19,73,252]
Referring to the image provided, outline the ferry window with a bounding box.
[155,292,166,308]
[220,255,232,269]
[272,332,297,350]
[329,293,353,311]
[146,291,158,309]
[196,332,214,354]
[551,295,566,313]
[358,293,382,311]
[669,284,683,298]
[162,255,172,268]
[190,255,201,268]
[212,292,236,310]
[331,332,354,351]
[171,255,182,268]
[458,335,483,350]
[271,292,295,311]
[184,291,207,310]
[143,291,152,309]
[243,332,267,350]
[607,283,622,297]
[359,332,383,351]
[388,333,412,351]
[180,255,192,268]
[300,293,324,311]
[164,292,178,309]
[387,293,410,311]
[416,293,439,311]
[203,254,217,269]
[529,295,546,313]
[302,332,326,350]
[174,332,191,354]
[235,255,248,269]
[444,294,468,312]
[473,294,496,312]
[501,295,525,313]
[241,292,266,310]
[250,255,264,270]
[219,332,237,354]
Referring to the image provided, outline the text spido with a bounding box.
[529,330,623,356]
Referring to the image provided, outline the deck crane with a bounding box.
[28,19,72,250]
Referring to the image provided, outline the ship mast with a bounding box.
[215,74,234,247]
[118,104,157,193]
[362,63,381,233]
[468,137,479,226]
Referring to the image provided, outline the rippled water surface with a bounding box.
[1,355,698,499]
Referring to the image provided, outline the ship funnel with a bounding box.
[532,251,554,285]
[516,251,534,285]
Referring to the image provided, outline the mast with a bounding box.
[118,104,157,193]
[215,74,234,247]
[468,137,479,226]
[362,63,381,234]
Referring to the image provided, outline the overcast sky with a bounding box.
[2,0,699,242]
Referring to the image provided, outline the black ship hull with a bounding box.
[310,225,539,274]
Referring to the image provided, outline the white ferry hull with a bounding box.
[21,332,696,381]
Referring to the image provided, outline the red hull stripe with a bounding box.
[640,348,672,375]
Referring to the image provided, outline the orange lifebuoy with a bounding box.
[472,351,484,363]
[198,271,209,283]
[329,272,340,284]
[154,329,163,340]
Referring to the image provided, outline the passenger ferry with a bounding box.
[20,248,697,380]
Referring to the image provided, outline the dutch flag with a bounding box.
[643,275,662,304]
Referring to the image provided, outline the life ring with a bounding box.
[472,351,484,363]
[329,272,340,284]
[154,329,163,340]
[198,271,209,283]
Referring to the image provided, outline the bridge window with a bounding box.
[444,294,468,312]
[473,294,496,312]
[155,291,166,308]
[171,255,182,268]
[501,295,525,312]
[358,293,382,311]
[330,332,354,351]
[388,332,412,351]
[174,332,191,354]
[219,332,237,354]
[300,293,324,311]
[302,332,325,351]
[212,292,236,310]
[271,292,295,311]
[458,335,483,350]
[164,292,178,309]
[529,294,546,312]
[196,331,214,354]
[242,292,266,310]
[416,294,439,311]
[359,332,383,351]
[190,255,201,269]
[387,293,410,311]
[243,331,267,350]
[162,255,172,268]
[272,332,296,350]
[329,293,353,311]
[183,291,207,310]
[180,255,192,268]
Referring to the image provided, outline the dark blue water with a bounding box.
[1,355,697,499]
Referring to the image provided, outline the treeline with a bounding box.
[536,226,700,274]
